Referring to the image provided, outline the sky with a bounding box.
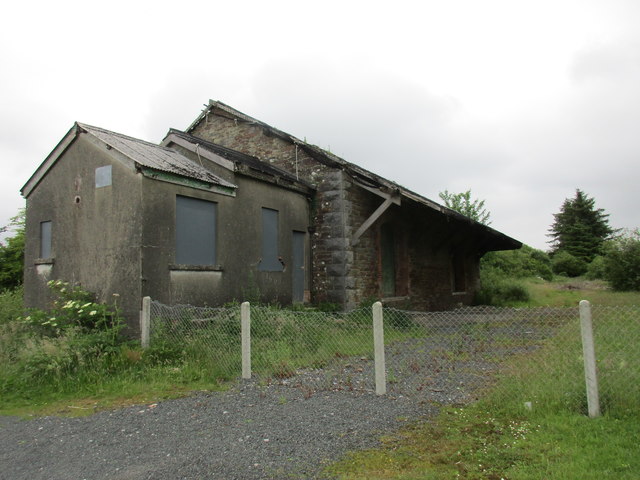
[1,0,639,250]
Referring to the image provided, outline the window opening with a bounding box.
[40,221,52,259]
[175,196,217,265]
[95,165,112,188]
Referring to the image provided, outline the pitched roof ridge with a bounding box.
[76,122,174,152]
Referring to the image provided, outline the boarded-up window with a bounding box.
[95,165,112,188]
[40,221,52,259]
[452,253,466,292]
[258,208,283,271]
[175,196,217,265]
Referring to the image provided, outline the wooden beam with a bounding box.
[352,194,400,246]
[357,183,401,205]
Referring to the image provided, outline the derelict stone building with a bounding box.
[185,101,521,311]
[21,100,521,330]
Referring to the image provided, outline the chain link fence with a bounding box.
[148,301,638,417]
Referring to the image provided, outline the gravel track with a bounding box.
[0,379,436,480]
[0,307,567,479]
[1,322,544,480]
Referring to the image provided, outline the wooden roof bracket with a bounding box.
[352,190,401,246]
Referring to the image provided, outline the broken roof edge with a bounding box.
[163,129,315,194]
[186,100,522,250]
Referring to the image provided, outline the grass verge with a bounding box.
[327,279,640,479]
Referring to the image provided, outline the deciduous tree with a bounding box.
[439,189,491,225]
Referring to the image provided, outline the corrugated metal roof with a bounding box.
[78,123,236,189]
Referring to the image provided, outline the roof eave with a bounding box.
[189,100,522,248]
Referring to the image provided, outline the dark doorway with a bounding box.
[292,231,305,302]
[381,223,396,297]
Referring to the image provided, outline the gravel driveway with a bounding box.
[0,377,437,480]
[0,323,541,480]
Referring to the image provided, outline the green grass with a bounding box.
[326,409,640,480]
[524,277,640,307]
[327,278,640,479]
[0,300,405,416]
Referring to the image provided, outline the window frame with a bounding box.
[39,220,52,260]
[95,165,113,188]
[174,195,218,267]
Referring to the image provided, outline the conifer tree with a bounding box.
[548,189,613,262]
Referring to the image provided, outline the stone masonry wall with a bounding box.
[191,113,481,311]
[191,115,352,306]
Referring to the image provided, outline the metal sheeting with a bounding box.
[78,123,236,189]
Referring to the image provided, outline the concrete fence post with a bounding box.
[373,301,386,395]
[579,300,601,418]
[140,296,151,348]
[241,301,251,380]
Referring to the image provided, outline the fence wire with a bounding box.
[149,301,638,417]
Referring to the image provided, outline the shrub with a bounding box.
[0,281,128,397]
[0,286,23,325]
[475,268,530,306]
[22,280,119,335]
[551,250,588,277]
[481,245,553,281]
[603,230,640,291]
[585,255,606,280]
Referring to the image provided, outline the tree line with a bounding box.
[439,189,640,294]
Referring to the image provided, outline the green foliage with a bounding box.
[439,189,491,225]
[548,189,614,262]
[0,281,129,405]
[23,280,119,335]
[477,244,549,306]
[0,209,25,290]
[551,250,588,277]
[603,229,640,291]
[0,286,24,325]
[481,245,553,280]
[475,268,530,306]
[585,255,606,280]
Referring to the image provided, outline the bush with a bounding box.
[603,230,640,291]
[23,280,119,334]
[551,251,588,277]
[481,245,553,281]
[0,281,128,398]
[475,268,530,306]
[0,286,23,325]
[585,255,606,280]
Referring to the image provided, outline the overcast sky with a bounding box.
[1,0,638,250]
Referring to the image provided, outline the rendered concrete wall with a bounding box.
[23,133,143,331]
[139,173,310,308]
